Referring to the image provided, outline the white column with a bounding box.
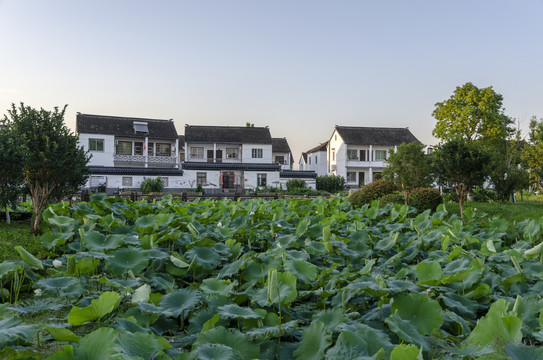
[144,137,148,168]
[369,167,373,183]
[369,145,373,162]
[175,138,179,168]
[213,143,217,163]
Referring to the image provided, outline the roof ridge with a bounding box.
[78,113,173,122]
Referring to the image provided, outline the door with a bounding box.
[222,172,235,190]
[215,150,223,163]
[207,150,214,162]
[358,172,365,186]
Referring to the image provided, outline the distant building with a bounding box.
[299,142,328,176]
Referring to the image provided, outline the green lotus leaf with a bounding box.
[200,278,236,297]
[217,304,263,320]
[108,247,149,275]
[44,326,80,343]
[390,344,422,360]
[159,288,201,319]
[131,284,151,304]
[0,261,20,280]
[112,318,151,334]
[47,216,75,228]
[0,317,37,348]
[466,299,522,347]
[193,326,259,360]
[74,327,118,359]
[385,315,430,351]
[504,343,543,360]
[67,291,121,325]
[135,215,158,232]
[47,344,75,360]
[312,308,347,331]
[245,320,298,342]
[113,331,167,359]
[186,246,222,270]
[75,258,100,275]
[14,245,43,270]
[326,330,386,359]
[83,231,124,251]
[36,277,84,298]
[40,232,73,249]
[293,321,332,360]
[189,343,242,360]
[284,259,317,284]
[391,293,443,335]
[414,261,442,283]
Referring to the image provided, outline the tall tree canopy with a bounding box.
[0,120,26,223]
[521,116,543,191]
[433,138,490,220]
[4,103,90,234]
[382,141,433,203]
[432,82,514,142]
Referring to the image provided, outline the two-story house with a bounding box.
[327,126,419,187]
[299,142,328,176]
[76,113,184,192]
[272,138,293,170]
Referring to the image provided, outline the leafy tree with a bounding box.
[0,121,26,223]
[4,103,90,234]
[432,82,514,142]
[521,116,543,191]
[433,138,490,220]
[382,141,433,203]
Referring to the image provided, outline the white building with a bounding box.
[299,142,328,176]
[327,126,419,187]
[77,113,184,192]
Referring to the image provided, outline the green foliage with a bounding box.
[382,141,433,196]
[522,116,543,190]
[433,138,490,219]
[0,121,26,217]
[67,291,121,325]
[470,186,497,203]
[141,177,164,194]
[315,175,345,193]
[432,82,514,142]
[349,179,399,207]
[286,179,306,191]
[408,188,442,212]
[378,192,405,207]
[4,103,90,234]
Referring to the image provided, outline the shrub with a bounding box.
[470,186,497,203]
[408,188,442,212]
[349,179,399,207]
[286,179,306,191]
[316,175,345,193]
[195,184,204,193]
[141,177,164,194]
[378,192,405,207]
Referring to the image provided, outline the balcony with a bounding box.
[114,154,177,166]
[346,158,385,168]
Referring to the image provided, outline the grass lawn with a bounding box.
[443,200,543,222]
[0,221,47,262]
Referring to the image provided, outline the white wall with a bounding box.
[241,144,273,163]
[79,134,115,166]
[306,150,328,176]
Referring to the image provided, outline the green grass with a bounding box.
[0,222,47,262]
[444,200,543,222]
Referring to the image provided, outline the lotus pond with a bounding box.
[1,194,543,359]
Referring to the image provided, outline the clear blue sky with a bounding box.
[1,0,542,165]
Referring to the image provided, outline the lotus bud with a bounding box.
[52,260,62,268]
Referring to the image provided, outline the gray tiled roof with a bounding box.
[280,170,317,179]
[76,113,179,139]
[306,142,328,154]
[272,138,291,153]
[181,162,280,171]
[335,126,418,145]
[184,125,272,144]
[89,166,183,176]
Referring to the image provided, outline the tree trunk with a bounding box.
[5,206,10,225]
[31,206,41,235]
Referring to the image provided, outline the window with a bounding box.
[332,151,335,161]
[116,141,132,155]
[191,147,204,158]
[90,176,106,187]
[309,157,311,165]
[148,142,154,156]
[427,147,434,154]
[122,177,133,187]
[375,150,387,161]
[275,155,285,165]
[226,148,238,159]
[347,172,356,182]
[257,173,267,187]
[197,172,206,186]
[315,156,317,164]
[347,149,357,160]
[160,177,168,187]
[134,142,144,155]
[360,150,366,161]
[252,148,263,158]
[156,143,171,156]
[89,139,104,151]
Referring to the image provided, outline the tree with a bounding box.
[4,103,90,234]
[521,116,543,191]
[0,121,26,224]
[433,138,490,220]
[382,141,433,204]
[432,82,514,142]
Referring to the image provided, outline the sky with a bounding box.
[1,0,543,167]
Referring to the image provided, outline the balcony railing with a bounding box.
[114,154,177,165]
[346,158,386,167]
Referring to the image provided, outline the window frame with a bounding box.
[156,143,171,157]
[346,172,356,182]
[226,148,239,159]
[190,147,204,159]
[116,141,132,155]
[257,173,267,187]
[122,176,133,187]
[347,149,358,160]
[251,148,263,159]
[196,172,207,186]
[375,150,387,161]
[89,138,104,152]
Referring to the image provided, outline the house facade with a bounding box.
[77,113,183,192]
[327,126,419,187]
[299,142,328,176]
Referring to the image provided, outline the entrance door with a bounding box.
[222,172,235,190]
[215,150,223,163]
[358,172,365,186]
